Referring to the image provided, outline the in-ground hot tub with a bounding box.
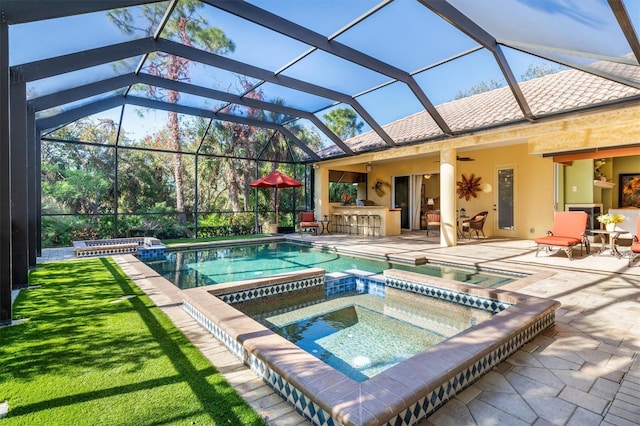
[182,268,559,426]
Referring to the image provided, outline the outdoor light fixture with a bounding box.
[366,163,372,172]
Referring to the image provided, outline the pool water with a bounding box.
[237,287,494,382]
[146,242,516,288]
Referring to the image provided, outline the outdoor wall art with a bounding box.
[456,173,482,201]
[619,173,640,208]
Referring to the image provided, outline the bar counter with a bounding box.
[330,205,401,236]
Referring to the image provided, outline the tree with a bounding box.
[44,119,119,215]
[323,108,363,203]
[520,63,565,81]
[108,1,235,225]
[323,108,363,140]
[454,77,505,100]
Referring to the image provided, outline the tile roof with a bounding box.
[318,67,640,159]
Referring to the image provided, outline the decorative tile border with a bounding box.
[137,247,165,260]
[183,301,245,360]
[385,275,511,314]
[216,275,324,305]
[247,352,337,426]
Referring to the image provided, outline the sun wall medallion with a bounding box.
[456,173,482,201]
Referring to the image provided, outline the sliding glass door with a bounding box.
[393,175,410,229]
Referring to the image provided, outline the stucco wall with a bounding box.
[319,144,555,240]
[314,104,640,244]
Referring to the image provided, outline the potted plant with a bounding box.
[597,213,625,231]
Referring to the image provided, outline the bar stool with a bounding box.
[345,212,359,235]
[369,214,381,237]
[331,213,344,233]
[357,214,369,235]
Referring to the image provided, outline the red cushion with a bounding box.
[535,236,581,247]
[550,212,587,239]
[299,212,315,222]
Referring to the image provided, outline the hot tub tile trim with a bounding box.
[182,269,559,426]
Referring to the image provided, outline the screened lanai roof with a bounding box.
[5,0,640,163]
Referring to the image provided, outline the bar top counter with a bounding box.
[330,205,401,236]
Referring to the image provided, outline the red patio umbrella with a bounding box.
[250,170,302,226]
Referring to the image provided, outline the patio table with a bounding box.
[591,229,630,258]
[319,220,331,234]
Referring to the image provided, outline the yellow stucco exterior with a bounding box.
[314,102,640,245]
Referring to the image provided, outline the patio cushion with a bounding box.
[425,213,440,237]
[299,212,316,222]
[427,213,440,223]
[534,236,581,247]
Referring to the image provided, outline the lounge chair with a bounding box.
[629,215,640,266]
[298,211,319,235]
[535,211,589,260]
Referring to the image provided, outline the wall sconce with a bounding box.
[424,174,432,179]
[482,183,492,193]
[366,163,372,172]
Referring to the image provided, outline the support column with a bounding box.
[314,166,328,220]
[35,130,42,257]
[10,72,29,288]
[0,12,12,324]
[194,153,199,238]
[27,109,37,267]
[440,148,457,247]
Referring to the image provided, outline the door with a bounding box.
[394,175,410,229]
[495,167,515,236]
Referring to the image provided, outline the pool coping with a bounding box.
[179,267,560,426]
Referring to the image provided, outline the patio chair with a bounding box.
[535,211,589,260]
[629,215,640,266]
[298,211,319,235]
[425,212,440,237]
[462,211,488,239]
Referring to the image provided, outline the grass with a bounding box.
[164,234,274,245]
[0,258,267,426]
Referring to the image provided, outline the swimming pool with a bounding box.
[145,241,517,288]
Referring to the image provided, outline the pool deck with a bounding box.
[37,232,640,425]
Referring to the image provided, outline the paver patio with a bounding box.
[38,233,640,425]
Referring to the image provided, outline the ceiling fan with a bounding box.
[434,156,475,162]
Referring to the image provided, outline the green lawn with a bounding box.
[0,258,266,426]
